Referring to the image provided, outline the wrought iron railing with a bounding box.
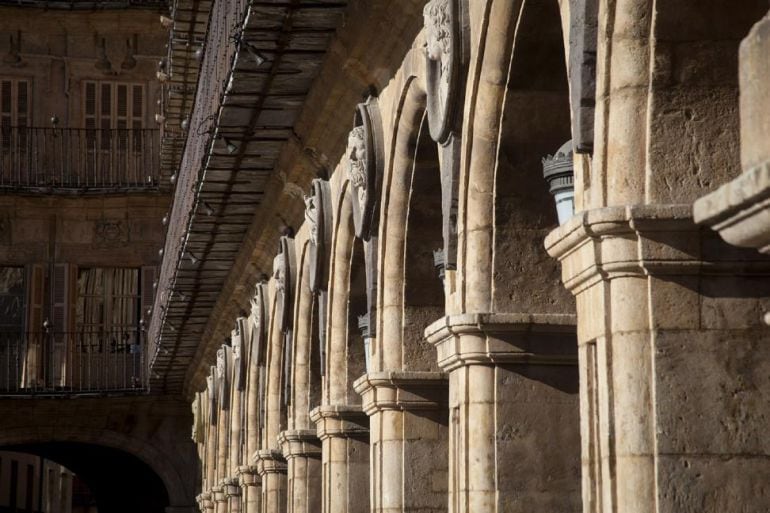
[0,127,160,190]
[0,329,147,394]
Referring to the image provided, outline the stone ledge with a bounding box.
[424,313,577,372]
[693,161,770,252]
[278,429,322,459]
[309,404,369,440]
[353,371,448,416]
[236,465,260,488]
[253,449,288,476]
[545,204,770,294]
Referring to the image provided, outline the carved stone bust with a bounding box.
[424,0,451,110]
[304,193,319,247]
[347,126,368,210]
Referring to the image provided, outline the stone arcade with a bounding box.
[1,1,770,513]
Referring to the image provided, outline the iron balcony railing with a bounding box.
[0,126,160,191]
[0,328,147,394]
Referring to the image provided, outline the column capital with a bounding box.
[221,477,241,498]
[236,465,261,488]
[253,449,287,476]
[196,493,214,512]
[210,486,226,504]
[309,404,369,440]
[278,429,322,459]
[424,313,577,371]
[353,371,447,415]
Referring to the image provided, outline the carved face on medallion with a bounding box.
[273,253,286,296]
[304,193,319,247]
[424,0,451,65]
[216,348,226,381]
[347,126,368,209]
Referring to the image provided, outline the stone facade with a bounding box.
[4,1,770,513]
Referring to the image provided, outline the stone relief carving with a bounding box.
[273,236,296,333]
[216,346,230,410]
[348,98,384,240]
[347,126,368,211]
[232,321,246,391]
[94,219,128,248]
[249,281,268,366]
[192,391,205,442]
[207,369,217,425]
[424,0,451,115]
[305,179,332,293]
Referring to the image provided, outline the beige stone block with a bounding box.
[740,11,770,171]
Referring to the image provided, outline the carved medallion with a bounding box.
[347,97,384,240]
[273,236,296,333]
[249,281,269,366]
[207,369,217,425]
[423,0,467,144]
[94,219,128,248]
[304,179,332,292]
[216,346,230,410]
[232,321,246,391]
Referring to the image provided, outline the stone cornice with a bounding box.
[424,313,578,371]
[693,161,770,253]
[278,429,322,459]
[254,449,288,476]
[353,371,448,416]
[236,465,261,488]
[309,404,369,440]
[545,204,770,294]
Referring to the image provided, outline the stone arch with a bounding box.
[287,236,320,429]
[375,61,445,372]
[0,426,190,509]
[325,180,368,405]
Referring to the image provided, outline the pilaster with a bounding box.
[237,465,261,513]
[310,405,370,513]
[546,204,770,512]
[222,477,241,513]
[278,430,322,513]
[425,313,581,513]
[254,450,287,513]
[211,486,227,513]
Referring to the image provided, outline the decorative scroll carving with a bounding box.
[347,97,384,241]
[192,391,205,442]
[273,236,296,333]
[249,281,269,366]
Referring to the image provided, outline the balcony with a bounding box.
[0,328,147,395]
[0,126,161,192]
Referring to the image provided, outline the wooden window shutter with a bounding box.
[84,81,97,129]
[1,81,11,147]
[23,264,45,388]
[51,263,75,334]
[16,80,28,127]
[140,266,156,323]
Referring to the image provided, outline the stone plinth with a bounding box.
[425,314,580,513]
[546,204,770,513]
[278,430,322,513]
[310,405,369,513]
[237,466,261,513]
[254,450,287,513]
[354,371,448,513]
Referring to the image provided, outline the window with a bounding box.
[76,267,140,333]
[0,267,25,332]
[0,78,30,147]
[83,81,145,150]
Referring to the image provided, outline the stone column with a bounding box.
[212,486,227,513]
[255,450,287,513]
[353,371,448,513]
[425,314,581,513]
[199,492,214,513]
[237,466,261,513]
[278,430,322,513]
[224,478,241,513]
[546,205,770,513]
[310,405,369,513]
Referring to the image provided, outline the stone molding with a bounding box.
[254,449,288,476]
[545,204,770,295]
[236,465,261,489]
[353,371,448,416]
[693,161,770,253]
[221,477,241,498]
[278,429,322,459]
[309,404,369,440]
[211,486,226,504]
[196,492,214,511]
[424,313,578,372]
